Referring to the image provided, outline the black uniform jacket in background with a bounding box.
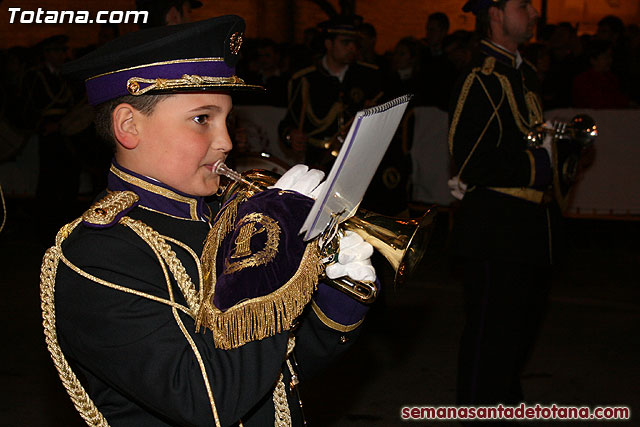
[279,59,382,169]
[448,40,563,265]
[53,161,365,426]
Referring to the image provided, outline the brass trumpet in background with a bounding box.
[214,162,437,303]
[526,114,597,149]
[526,114,598,203]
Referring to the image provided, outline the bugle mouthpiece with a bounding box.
[213,160,262,191]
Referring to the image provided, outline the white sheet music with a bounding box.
[300,95,412,241]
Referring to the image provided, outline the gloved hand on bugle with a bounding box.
[326,231,376,282]
[270,164,326,199]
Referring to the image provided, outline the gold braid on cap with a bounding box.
[197,194,324,350]
[126,74,247,95]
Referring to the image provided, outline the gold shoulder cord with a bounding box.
[41,219,109,427]
[40,215,223,427]
[449,60,506,179]
[300,75,344,137]
[449,58,543,181]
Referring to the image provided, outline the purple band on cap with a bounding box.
[85,59,235,105]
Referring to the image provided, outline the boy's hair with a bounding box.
[95,94,171,152]
[475,0,507,39]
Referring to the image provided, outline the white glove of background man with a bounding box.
[448,175,468,201]
[326,231,376,282]
[270,164,326,199]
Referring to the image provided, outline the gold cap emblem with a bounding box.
[229,32,243,55]
[127,80,140,94]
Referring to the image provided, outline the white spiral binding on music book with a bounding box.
[301,94,413,240]
[362,94,413,117]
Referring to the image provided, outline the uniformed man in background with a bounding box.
[448,0,562,416]
[279,16,383,171]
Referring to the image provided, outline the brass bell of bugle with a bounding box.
[342,208,436,287]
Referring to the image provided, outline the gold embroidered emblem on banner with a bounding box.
[223,213,280,275]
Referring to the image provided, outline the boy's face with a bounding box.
[126,93,233,197]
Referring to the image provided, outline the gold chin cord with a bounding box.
[213,162,437,304]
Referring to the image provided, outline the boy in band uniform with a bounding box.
[42,15,375,426]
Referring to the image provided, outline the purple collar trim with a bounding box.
[108,160,209,221]
[85,58,235,105]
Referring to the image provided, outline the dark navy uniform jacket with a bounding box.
[448,40,563,265]
[279,59,382,170]
[54,161,368,426]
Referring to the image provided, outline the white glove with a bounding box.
[448,175,467,201]
[270,164,326,199]
[325,231,376,282]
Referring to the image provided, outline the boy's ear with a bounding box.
[112,104,139,150]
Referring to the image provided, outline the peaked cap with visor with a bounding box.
[63,15,262,106]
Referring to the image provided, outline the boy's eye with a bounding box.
[193,115,209,125]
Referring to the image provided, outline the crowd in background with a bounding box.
[1,12,639,236]
[232,13,640,111]
[2,12,639,140]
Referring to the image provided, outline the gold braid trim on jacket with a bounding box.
[448,56,544,183]
[40,192,223,427]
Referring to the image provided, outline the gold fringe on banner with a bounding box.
[197,195,323,350]
[198,194,243,313]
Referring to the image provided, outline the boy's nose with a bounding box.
[215,130,233,153]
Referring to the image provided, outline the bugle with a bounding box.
[214,161,436,303]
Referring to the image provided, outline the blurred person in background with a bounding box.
[279,16,382,171]
[358,22,387,70]
[385,37,423,102]
[21,35,79,242]
[596,15,631,100]
[544,22,584,109]
[572,39,631,109]
[136,0,202,28]
[419,12,453,110]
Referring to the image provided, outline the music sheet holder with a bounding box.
[300,94,412,241]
